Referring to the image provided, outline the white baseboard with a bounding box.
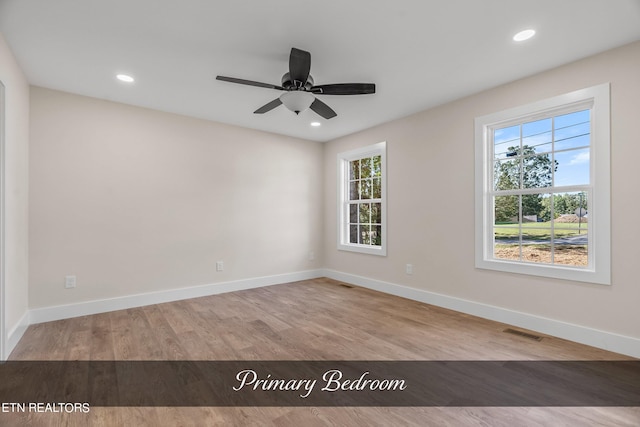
[16,268,640,359]
[323,269,640,359]
[5,311,29,359]
[29,269,324,325]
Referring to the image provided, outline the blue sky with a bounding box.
[493,109,590,188]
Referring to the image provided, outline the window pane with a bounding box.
[538,193,552,222]
[371,202,382,224]
[554,148,590,187]
[359,203,370,224]
[349,181,359,200]
[522,241,552,264]
[359,225,371,244]
[522,154,554,189]
[360,179,372,199]
[494,125,520,160]
[361,157,372,178]
[349,225,358,243]
[553,191,588,217]
[371,225,382,246]
[373,178,381,199]
[373,155,382,177]
[523,118,551,138]
[523,118,552,155]
[349,203,358,223]
[520,221,553,263]
[494,159,520,191]
[494,193,520,261]
[554,109,589,130]
[520,222,552,258]
[494,242,520,261]
[494,125,520,145]
[553,244,588,266]
[554,109,591,130]
[555,131,590,151]
[521,194,543,222]
[494,195,519,223]
[552,192,588,267]
[350,160,360,179]
[554,110,590,151]
[553,229,588,266]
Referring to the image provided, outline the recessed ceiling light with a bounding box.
[116,74,135,83]
[310,122,321,127]
[513,29,536,42]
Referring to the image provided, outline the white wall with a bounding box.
[19,39,640,358]
[29,87,323,308]
[0,33,30,356]
[324,42,640,342]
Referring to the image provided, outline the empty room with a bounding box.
[1,0,639,425]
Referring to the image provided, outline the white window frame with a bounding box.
[337,141,387,256]
[474,84,610,285]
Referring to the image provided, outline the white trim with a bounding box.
[5,311,28,358]
[29,270,323,324]
[337,141,387,256]
[322,269,640,359]
[474,83,611,285]
[9,269,640,359]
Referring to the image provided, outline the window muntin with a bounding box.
[338,142,386,256]
[475,84,610,285]
[490,108,591,268]
[347,155,382,245]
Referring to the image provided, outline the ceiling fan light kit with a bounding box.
[280,91,314,115]
[216,47,375,119]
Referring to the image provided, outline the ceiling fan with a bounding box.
[216,47,375,119]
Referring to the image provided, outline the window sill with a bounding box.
[475,257,610,285]
[338,243,387,257]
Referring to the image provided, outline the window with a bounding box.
[475,84,610,284]
[338,142,387,256]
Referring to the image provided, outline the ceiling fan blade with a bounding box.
[216,75,284,90]
[254,98,283,114]
[309,98,337,119]
[311,83,376,95]
[289,48,311,86]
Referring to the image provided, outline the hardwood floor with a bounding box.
[5,277,639,426]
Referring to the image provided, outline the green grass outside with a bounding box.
[494,243,587,249]
[494,221,588,240]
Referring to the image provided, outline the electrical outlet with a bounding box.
[65,275,77,289]
[216,261,224,272]
[308,251,315,261]
[405,264,413,275]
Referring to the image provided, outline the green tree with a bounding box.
[494,145,557,222]
[540,192,588,220]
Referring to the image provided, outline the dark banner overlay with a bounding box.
[1,361,638,407]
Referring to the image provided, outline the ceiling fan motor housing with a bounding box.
[281,72,314,90]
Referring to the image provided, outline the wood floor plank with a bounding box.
[6,278,638,426]
[89,313,115,360]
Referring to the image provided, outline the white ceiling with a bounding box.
[1,0,639,142]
